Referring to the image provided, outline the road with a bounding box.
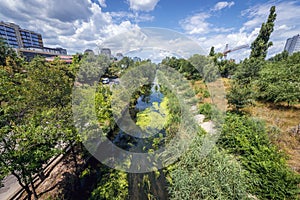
[0,175,20,200]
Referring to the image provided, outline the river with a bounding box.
[112,81,169,200]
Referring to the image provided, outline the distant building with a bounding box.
[0,21,67,60]
[84,49,94,55]
[45,55,73,64]
[115,52,124,61]
[17,47,67,61]
[100,48,111,58]
[284,34,300,54]
[0,21,43,49]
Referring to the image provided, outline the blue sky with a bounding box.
[0,0,299,61]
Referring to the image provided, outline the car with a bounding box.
[102,77,109,84]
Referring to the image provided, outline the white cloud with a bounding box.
[212,1,235,11]
[241,1,300,58]
[98,0,107,8]
[0,0,143,54]
[128,0,160,12]
[180,13,211,34]
[110,11,154,23]
[180,1,300,61]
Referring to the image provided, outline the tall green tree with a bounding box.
[0,55,77,199]
[250,6,276,59]
[209,46,216,57]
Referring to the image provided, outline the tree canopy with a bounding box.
[250,6,276,59]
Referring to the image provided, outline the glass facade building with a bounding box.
[284,34,300,54]
[0,22,68,60]
[0,22,43,49]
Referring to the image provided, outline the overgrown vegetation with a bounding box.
[1,4,300,199]
[219,113,300,199]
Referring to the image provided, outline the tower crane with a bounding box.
[223,44,249,59]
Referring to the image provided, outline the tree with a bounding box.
[268,50,288,62]
[227,82,253,111]
[217,59,238,78]
[0,38,18,66]
[234,58,265,85]
[0,111,62,199]
[77,54,110,85]
[209,46,215,57]
[257,59,300,106]
[0,55,76,199]
[162,56,201,80]
[250,6,276,59]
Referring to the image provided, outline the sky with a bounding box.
[0,0,299,61]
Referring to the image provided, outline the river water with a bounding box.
[112,81,169,200]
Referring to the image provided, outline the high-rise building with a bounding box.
[0,21,43,49]
[100,48,112,58]
[84,49,95,55]
[284,34,300,54]
[0,21,68,60]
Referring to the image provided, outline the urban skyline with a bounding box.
[0,1,299,61]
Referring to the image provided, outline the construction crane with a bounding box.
[223,44,249,59]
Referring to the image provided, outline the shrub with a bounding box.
[218,113,300,199]
[168,134,249,200]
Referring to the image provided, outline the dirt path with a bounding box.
[17,151,85,200]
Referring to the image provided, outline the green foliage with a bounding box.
[90,169,128,200]
[250,6,276,59]
[168,133,249,200]
[0,54,76,198]
[0,38,18,66]
[76,54,110,84]
[218,60,238,78]
[209,46,216,57]
[198,103,212,120]
[257,59,300,105]
[25,57,74,108]
[189,54,219,81]
[227,58,265,110]
[95,84,114,133]
[234,58,265,85]
[227,82,254,110]
[268,50,289,62]
[219,114,300,199]
[162,56,201,80]
[287,51,300,64]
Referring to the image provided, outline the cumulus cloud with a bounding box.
[212,1,235,11]
[0,0,142,54]
[111,12,154,23]
[180,13,211,34]
[98,0,107,8]
[128,0,160,12]
[180,1,300,61]
[241,1,300,58]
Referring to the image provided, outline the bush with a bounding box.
[90,169,128,200]
[167,133,249,200]
[218,113,300,199]
[198,103,212,120]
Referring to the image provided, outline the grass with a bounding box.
[193,78,300,173]
[244,102,300,173]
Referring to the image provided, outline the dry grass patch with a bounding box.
[244,102,300,173]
